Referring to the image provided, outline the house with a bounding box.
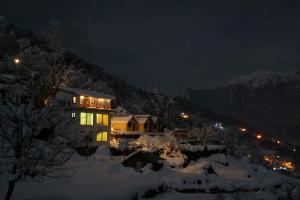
[111,115,138,132]
[55,87,115,147]
[151,117,163,132]
[134,115,154,132]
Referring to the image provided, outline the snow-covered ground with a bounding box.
[1,145,299,200]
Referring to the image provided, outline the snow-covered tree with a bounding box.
[0,22,75,200]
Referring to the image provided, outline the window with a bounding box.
[128,122,132,128]
[80,112,86,125]
[97,114,103,124]
[72,96,77,104]
[80,112,93,125]
[71,112,76,118]
[103,114,108,126]
[144,123,148,129]
[96,132,108,141]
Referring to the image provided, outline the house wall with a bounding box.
[112,118,137,131]
[137,119,154,132]
[55,90,112,147]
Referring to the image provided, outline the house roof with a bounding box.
[58,87,115,100]
[111,115,135,123]
[134,115,151,124]
[151,117,158,123]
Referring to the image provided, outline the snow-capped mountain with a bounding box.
[187,70,300,144]
[226,70,300,89]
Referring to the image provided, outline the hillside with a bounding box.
[187,71,300,144]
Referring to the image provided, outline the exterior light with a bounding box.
[239,128,247,132]
[281,161,295,170]
[14,58,20,64]
[180,112,189,119]
[256,134,262,140]
[293,148,296,152]
[276,140,280,144]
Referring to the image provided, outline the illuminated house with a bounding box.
[55,87,115,146]
[111,115,138,131]
[111,115,161,133]
[134,115,154,132]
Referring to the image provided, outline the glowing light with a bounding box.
[14,58,20,64]
[180,112,189,119]
[293,148,296,152]
[276,140,280,144]
[281,161,295,170]
[239,128,247,132]
[256,134,262,140]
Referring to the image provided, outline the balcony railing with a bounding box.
[79,96,111,109]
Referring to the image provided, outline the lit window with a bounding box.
[80,112,87,125]
[87,113,93,125]
[80,112,93,126]
[96,132,108,141]
[72,96,77,104]
[72,112,76,118]
[103,114,108,126]
[97,114,103,124]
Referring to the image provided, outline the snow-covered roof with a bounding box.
[134,115,151,124]
[58,87,115,100]
[151,117,158,123]
[111,115,135,123]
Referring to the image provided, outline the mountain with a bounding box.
[187,70,300,144]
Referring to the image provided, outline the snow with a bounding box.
[226,70,299,89]
[111,115,134,123]
[1,148,299,200]
[134,115,151,124]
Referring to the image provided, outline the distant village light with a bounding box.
[276,139,280,144]
[180,112,189,119]
[14,57,20,64]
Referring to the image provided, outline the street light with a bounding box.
[14,58,20,64]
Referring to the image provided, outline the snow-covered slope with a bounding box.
[226,70,300,89]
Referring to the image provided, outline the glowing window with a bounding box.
[97,114,103,124]
[87,113,93,125]
[72,96,77,104]
[96,132,108,142]
[80,112,93,126]
[103,114,108,126]
[71,112,76,118]
[80,112,86,125]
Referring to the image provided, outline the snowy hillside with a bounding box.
[226,70,300,89]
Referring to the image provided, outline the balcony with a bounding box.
[79,96,111,109]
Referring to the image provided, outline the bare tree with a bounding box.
[0,22,75,200]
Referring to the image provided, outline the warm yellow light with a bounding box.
[180,112,189,119]
[103,114,108,126]
[239,128,247,132]
[281,161,295,170]
[14,58,20,64]
[96,132,108,142]
[256,134,262,140]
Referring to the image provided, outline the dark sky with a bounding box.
[1,0,300,94]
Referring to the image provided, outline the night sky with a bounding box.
[1,0,300,94]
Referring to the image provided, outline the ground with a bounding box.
[1,145,299,200]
